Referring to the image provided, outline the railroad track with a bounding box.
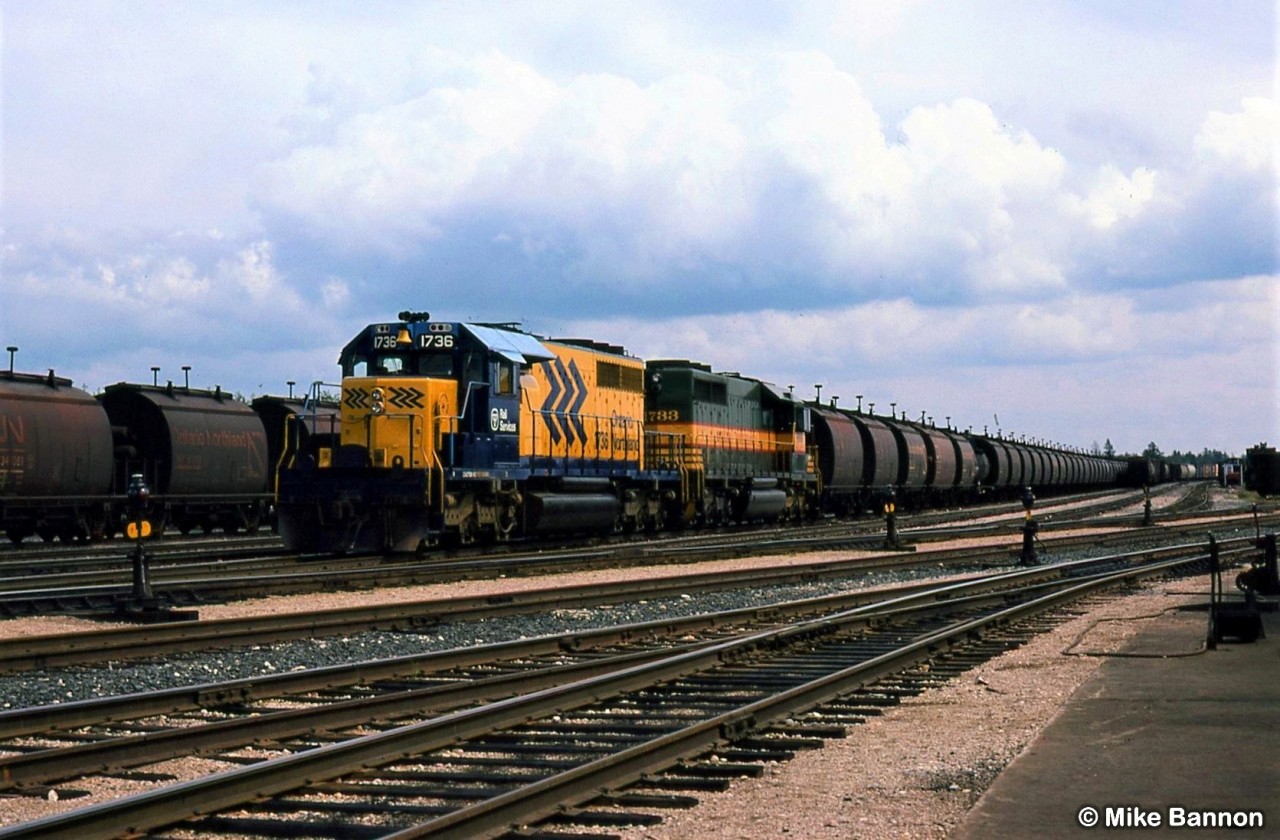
[0,481,1259,614]
[0,535,293,578]
[0,531,1259,676]
[0,541,1229,839]
[0,487,1267,617]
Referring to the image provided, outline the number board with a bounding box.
[419,333,455,350]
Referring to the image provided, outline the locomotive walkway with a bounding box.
[954,596,1279,838]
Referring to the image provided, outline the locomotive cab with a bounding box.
[334,315,551,474]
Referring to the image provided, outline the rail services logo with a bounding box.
[1077,805,1265,830]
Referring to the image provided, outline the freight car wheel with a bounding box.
[245,506,263,534]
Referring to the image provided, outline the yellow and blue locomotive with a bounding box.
[276,312,680,551]
[275,312,820,552]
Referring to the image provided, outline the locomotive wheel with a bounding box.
[455,516,478,546]
[645,506,666,533]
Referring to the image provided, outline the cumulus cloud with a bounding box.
[1077,166,1159,230]
[1195,96,1278,172]
[2,2,1274,450]
[256,49,1275,316]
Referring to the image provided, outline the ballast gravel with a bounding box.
[0,527,1228,710]
[611,582,1212,840]
[0,559,984,709]
[0,497,1247,833]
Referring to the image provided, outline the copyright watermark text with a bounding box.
[1077,805,1265,830]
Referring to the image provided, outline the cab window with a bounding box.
[497,362,515,395]
[462,352,485,386]
[418,355,454,377]
[374,355,406,375]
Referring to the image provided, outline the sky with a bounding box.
[1,1,1276,457]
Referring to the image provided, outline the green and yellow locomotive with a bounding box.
[275,312,817,552]
[644,360,815,526]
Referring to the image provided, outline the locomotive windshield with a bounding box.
[345,353,457,378]
[338,320,553,393]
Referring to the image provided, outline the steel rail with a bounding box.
[0,544,1156,740]
[389,553,1209,839]
[0,553,1195,790]
[0,535,1255,675]
[0,548,1214,840]
[0,500,1266,616]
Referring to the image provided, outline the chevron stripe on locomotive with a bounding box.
[274,312,1128,553]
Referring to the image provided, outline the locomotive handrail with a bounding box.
[687,428,798,478]
[528,407,640,470]
[421,411,445,514]
[273,415,297,497]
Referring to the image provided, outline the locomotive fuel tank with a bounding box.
[0,372,114,498]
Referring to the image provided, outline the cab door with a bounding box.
[455,354,521,470]
[484,359,521,468]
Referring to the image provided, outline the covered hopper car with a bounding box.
[0,368,335,544]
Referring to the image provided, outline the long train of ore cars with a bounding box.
[0,313,1219,549]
